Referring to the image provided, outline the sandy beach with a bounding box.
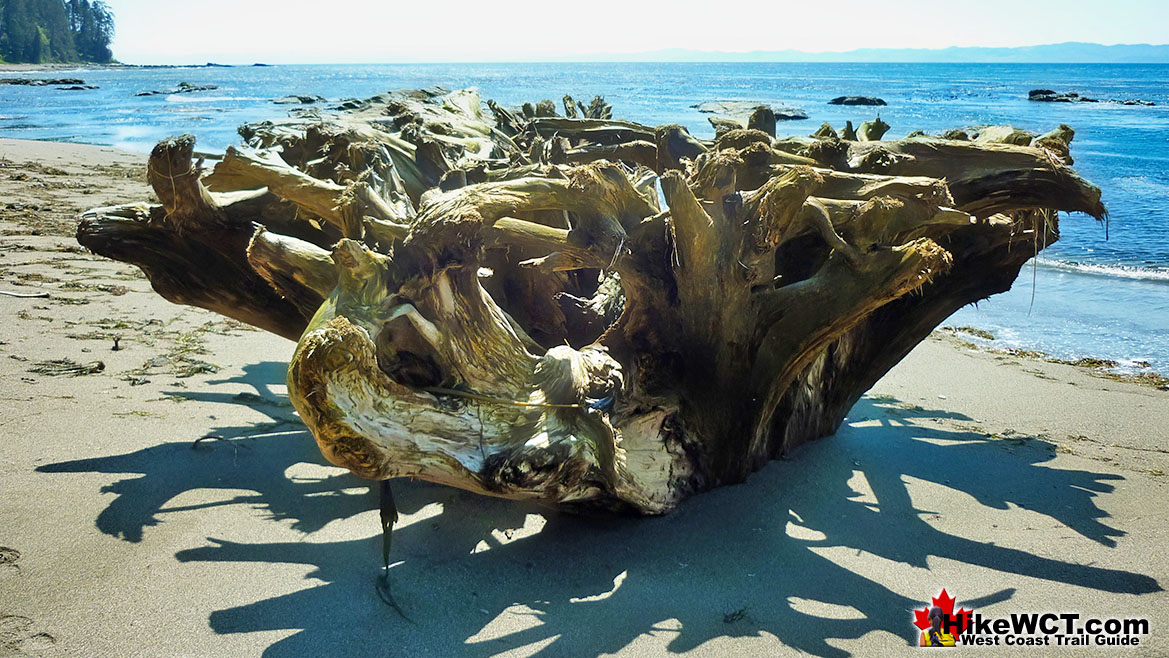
[1,137,1166,656]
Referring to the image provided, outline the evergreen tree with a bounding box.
[70,0,113,62]
[0,0,112,63]
[0,0,38,62]
[41,0,78,61]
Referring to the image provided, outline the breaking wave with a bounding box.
[1035,258,1169,282]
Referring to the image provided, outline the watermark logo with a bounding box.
[913,589,969,647]
[912,588,1150,648]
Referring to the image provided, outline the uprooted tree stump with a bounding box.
[79,87,1104,515]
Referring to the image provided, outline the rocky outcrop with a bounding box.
[693,101,808,121]
[829,96,887,106]
[0,78,85,86]
[1028,89,1154,106]
[135,82,219,97]
[273,94,326,105]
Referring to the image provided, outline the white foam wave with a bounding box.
[1035,258,1169,282]
[164,95,265,103]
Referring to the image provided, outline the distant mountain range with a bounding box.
[584,42,1169,64]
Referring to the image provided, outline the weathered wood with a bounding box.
[78,88,1105,515]
[78,135,311,340]
[846,139,1105,218]
[747,105,776,136]
[857,116,890,142]
[526,117,654,146]
[247,229,336,318]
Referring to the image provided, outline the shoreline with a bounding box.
[5,59,1169,71]
[938,326,1169,389]
[1,138,1166,656]
[0,62,272,73]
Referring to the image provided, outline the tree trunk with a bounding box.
[78,87,1104,514]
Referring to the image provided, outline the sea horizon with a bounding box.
[8,58,1169,67]
[6,37,1168,66]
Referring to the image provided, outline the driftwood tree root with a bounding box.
[79,87,1104,515]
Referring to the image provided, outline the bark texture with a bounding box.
[78,87,1104,514]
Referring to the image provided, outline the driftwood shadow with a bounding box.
[35,361,376,540]
[37,373,1161,657]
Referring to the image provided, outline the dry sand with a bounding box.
[0,137,1166,657]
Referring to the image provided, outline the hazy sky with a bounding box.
[107,0,1169,63]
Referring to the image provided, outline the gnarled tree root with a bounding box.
[79,87,1105,515]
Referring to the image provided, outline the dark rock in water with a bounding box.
[333,98,364,111]
[828,96,887,106]
[1,77,85,86]
[274,94,326,105]
[57,85,98,91]
[252,63,273,67]
[205,62,233,68]
[1029,89,1094,102]
[692,100,808,121]
[176,82,218,93]
[289,108,323,120]
[1028,89,1154,106]
[135,81,219,97]
[773,107,808,121]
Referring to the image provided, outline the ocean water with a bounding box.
[2,62,1167,372]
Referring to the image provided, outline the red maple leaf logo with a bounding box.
[913,589,971,637]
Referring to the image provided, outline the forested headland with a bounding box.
[0,0,114,64]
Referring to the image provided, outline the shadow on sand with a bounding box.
[38,362,1161,656]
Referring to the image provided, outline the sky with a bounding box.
[106,0,1169,64]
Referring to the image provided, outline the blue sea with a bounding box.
[2,62,1167,373]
